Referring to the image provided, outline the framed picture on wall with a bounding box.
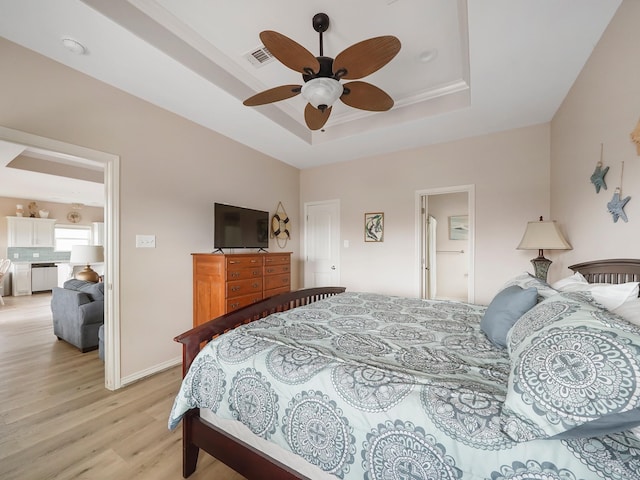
[364,212,384,242]
[449,215,469,240]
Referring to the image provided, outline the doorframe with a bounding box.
[415,184,475,303]
[0,125,121,390]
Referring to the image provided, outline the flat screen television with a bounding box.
[214,203,269,250]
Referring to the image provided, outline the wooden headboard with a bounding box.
[568,259,640,284]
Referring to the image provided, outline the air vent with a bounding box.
[244,46,275,68]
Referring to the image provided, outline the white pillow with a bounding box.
[551,272,587,290]
[612,298,640,327]
[552,273,639,311]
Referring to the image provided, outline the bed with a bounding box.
[169,260,640,479]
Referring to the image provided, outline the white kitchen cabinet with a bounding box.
[12,263,31,296]
[6,217,56,247]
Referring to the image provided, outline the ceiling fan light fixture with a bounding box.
[301,77,343,110]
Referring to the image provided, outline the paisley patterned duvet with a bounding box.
[169,292,640,479]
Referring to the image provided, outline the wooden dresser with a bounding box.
[192,252,291,327]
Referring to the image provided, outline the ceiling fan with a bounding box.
[243,13,401,131]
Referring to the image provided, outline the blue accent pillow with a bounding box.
[481,285,538,348]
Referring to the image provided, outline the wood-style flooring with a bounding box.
[0,293,246,480]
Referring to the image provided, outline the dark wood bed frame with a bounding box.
[569,258,640,284]
[174,286,346,479]
[174,259,640,479]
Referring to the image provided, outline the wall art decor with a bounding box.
[607,161,631,223]
[449,215,469,240]
[364,212,384,242]
[590,143,609,193]
[271,201,290,248]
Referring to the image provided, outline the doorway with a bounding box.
[0,125,121,390]
[417,185,474,303]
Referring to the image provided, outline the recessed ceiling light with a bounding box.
[61,38,87,55]
[418,49,438,63]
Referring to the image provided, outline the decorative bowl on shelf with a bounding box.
[39,210,50,218]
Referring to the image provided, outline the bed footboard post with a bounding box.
[183,411,199,478]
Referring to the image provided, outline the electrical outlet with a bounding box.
[136,234,156,248]
[13,253,19,259]
[33,252,39,258]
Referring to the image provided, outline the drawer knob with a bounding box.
[231,286,240,292]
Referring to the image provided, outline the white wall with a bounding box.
[551,0,640,273]
[0,38,300,381]
[301,123,552,304]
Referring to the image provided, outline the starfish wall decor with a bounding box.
[590,144,609,193]
[590,162,609,193]
[607,188,630,223]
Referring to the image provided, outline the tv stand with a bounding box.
[212,248,224,254]
[257,248,268,253]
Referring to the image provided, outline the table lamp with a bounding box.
[517,216,571,281]
[70,245,104,282]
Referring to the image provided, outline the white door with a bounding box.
[304,200,340,287]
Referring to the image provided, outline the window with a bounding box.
[55,225,91,252]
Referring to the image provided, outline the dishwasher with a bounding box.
[31,263,58,292]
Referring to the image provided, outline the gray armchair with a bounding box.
[51,279,104,352]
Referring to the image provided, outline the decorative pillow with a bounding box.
[481,286,538,348]
[501,272,558,301]
[501,292,640,441]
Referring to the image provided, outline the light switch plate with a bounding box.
[136,234,156,248]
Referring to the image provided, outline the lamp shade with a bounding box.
[301,77,344,110]
[70,245,104,264]
[517,220,571,251]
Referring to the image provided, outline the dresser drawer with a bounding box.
[226,293,263,312]
[264,263,290,276]
[264,273,290,291]
[264,254,290,266]
[226,267,262,281]
[226,256,262,269]
[227,278,263,298]
[264,285,290,298]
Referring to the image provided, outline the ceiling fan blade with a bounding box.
[260,31,320,74]
[243,85,302,106]
[333,36,401,80]
[340,81,394,111]
[304,103,332,130]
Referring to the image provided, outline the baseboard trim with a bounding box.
[120,356,181,387]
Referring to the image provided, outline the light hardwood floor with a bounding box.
[0,293,246,480]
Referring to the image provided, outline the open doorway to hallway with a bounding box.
[417,185,475,303]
